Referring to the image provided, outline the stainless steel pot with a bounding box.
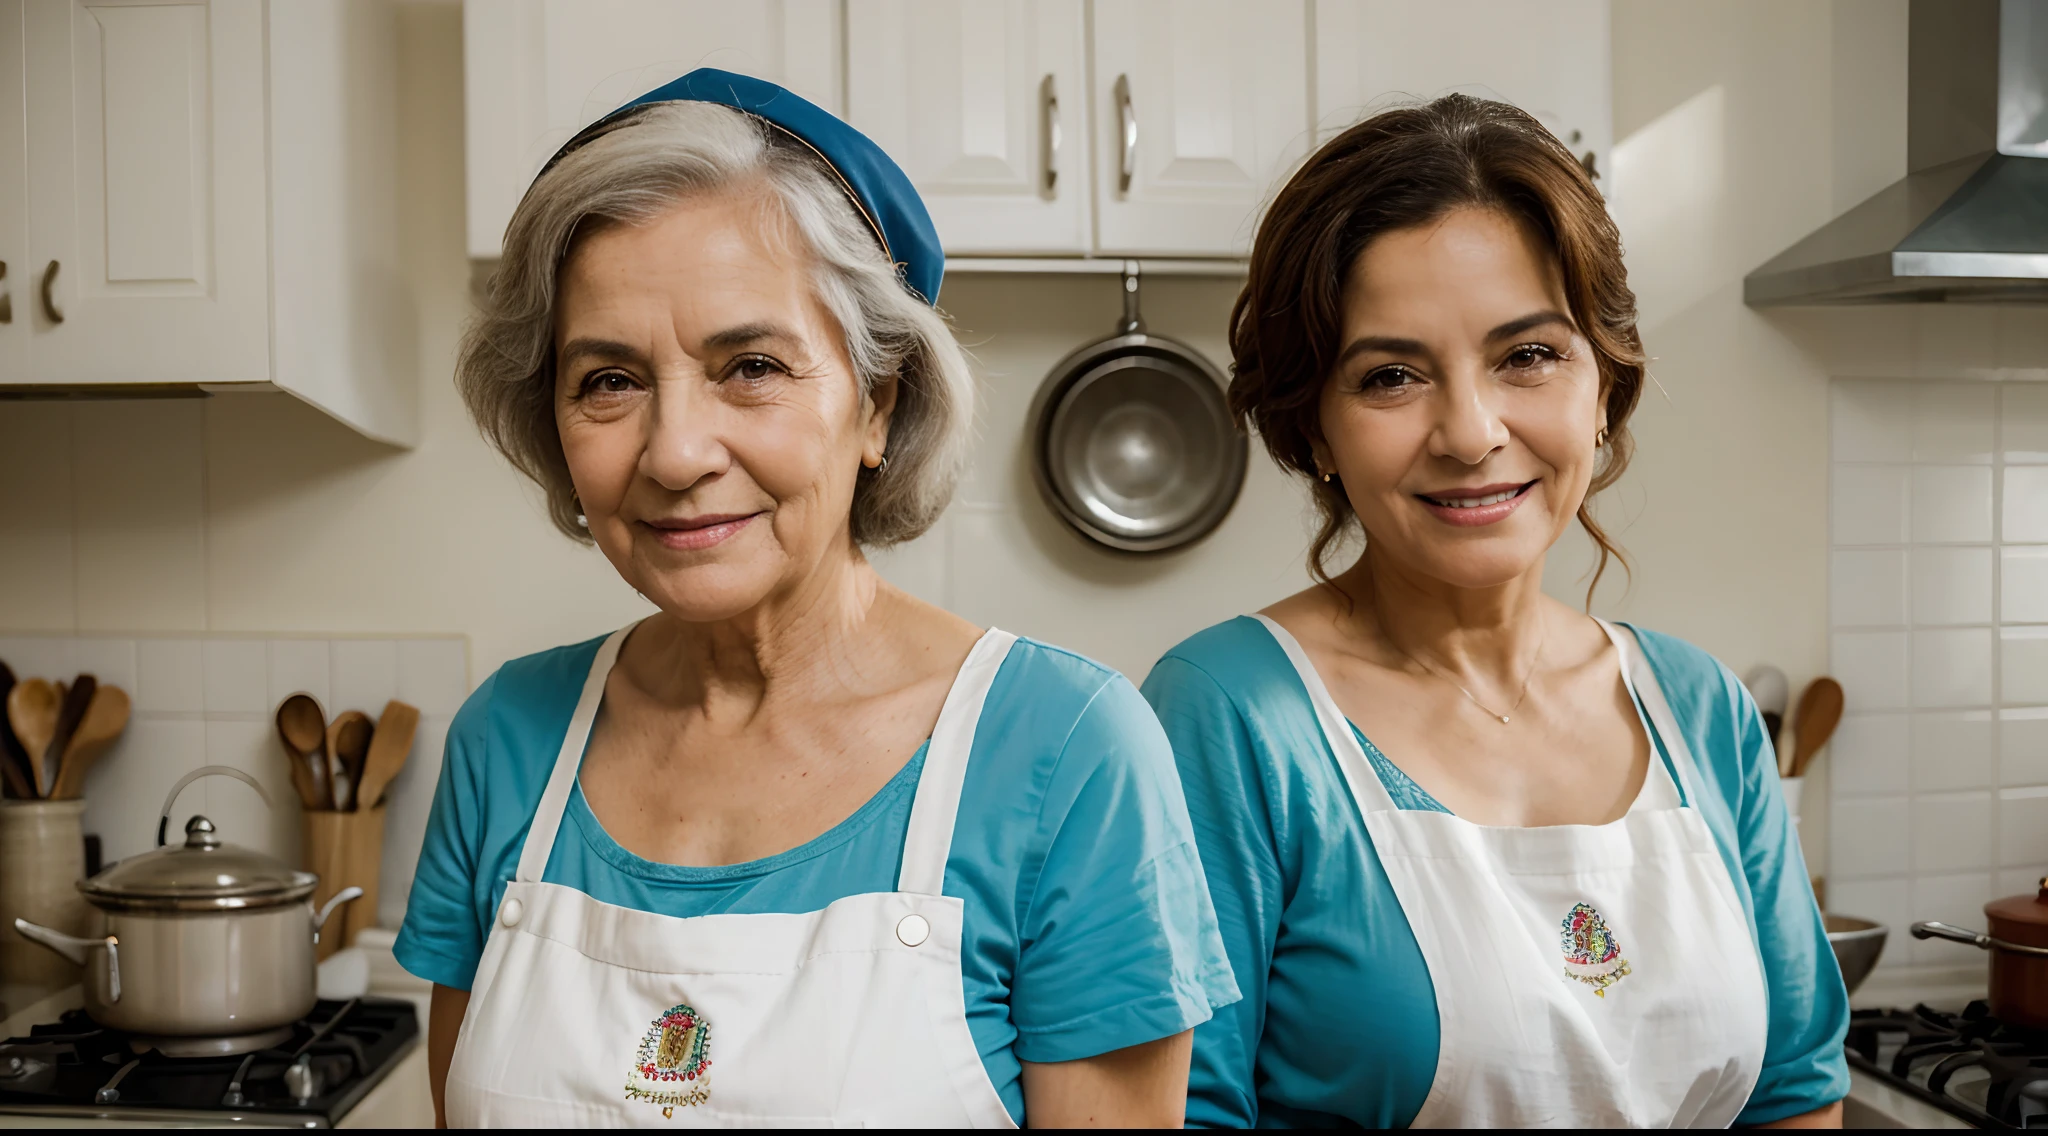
[1028,262,1247,553]
[12,765,360,1050]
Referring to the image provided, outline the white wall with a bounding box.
[7,1,2036,892]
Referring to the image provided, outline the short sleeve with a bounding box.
[1006,674,1240,1064]
[1140,655,1278,1130]
[1723,672,1852,1124]
[393,673,497,991]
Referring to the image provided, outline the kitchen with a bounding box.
[1,0,2045,1127]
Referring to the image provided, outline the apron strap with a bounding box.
[1598,619,1709,810]
[1253,615,1402,816]
[516,625,633,883]
[897,628,1018,896]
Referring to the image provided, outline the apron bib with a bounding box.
[446,626,1021,1128]
[1256,615,1769,1129]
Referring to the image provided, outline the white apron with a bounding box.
[1257,615,1769,1129]
[446,626,1021,1128]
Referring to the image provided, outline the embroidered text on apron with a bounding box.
[445,626,1021,1127]
[1256,615,1769,1128]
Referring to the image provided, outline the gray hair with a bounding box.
[457,101,973,547]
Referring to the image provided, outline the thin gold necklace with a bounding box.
[1385,614,1549,725]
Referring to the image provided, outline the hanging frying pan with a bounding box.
[1027,263,1247,553]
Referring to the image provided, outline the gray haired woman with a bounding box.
[391,71,1236,1128]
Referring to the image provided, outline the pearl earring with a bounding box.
[573,496,588,529]
[1320,471,1333,483]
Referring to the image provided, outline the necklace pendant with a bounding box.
[1498,715,1511,724]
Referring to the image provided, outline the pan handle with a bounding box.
[13,919,120,1000]
[311,886,365,943]
[1912,920,2048,957]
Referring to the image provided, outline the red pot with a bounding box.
[1914,878,2048,1028]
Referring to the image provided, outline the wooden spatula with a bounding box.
[7,679,61,797]
[276,693,331,810]
[1789,677,1844,779]
[355,700,419,812]
[0,662,36,798]
[328,710,373,811]
[44,675,96,796]
[50,685,130,800]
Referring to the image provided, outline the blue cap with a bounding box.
[541,68,943,305]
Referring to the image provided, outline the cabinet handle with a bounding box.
[0,261,10,324]
[40,260,62,325]
[1039,73,1060,196]
[1114,73,1136,195]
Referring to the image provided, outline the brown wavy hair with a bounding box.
[1228,94,1644,606]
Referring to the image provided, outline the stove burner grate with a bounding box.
[1848,1001,2048,1129]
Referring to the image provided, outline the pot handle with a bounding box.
[1912,920,2048,958]
[158,764,272,846]
[311,886,364,943]
[14,919,121,1001]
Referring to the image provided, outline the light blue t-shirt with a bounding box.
[395,633,1240,1125]
[1140,616,1850,1129]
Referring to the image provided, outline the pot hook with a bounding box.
[1912,920,2048,957]
[312,886,365,944]
[157,764,272,847]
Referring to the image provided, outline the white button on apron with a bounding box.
[445,624,1021,1128]
[1257,615,1770,1129]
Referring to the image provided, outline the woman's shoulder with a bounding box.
[982,636,1157,746]
[447,633,612,770]
[1145,615,1310,717]
[1621,624,1757,726]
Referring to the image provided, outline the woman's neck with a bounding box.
[633,546,895,721]
[1337,543,1556,682]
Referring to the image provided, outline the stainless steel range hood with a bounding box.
[1745,0,2048,305]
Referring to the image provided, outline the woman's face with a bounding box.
[553,190,892,622]
[1316,206,1605,592]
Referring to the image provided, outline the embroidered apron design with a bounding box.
[445,625,1022,1128]
[1257,615,1770,1129]
[1560,903,1631,996]
[626,1003,712,1116]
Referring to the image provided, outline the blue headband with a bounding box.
[542,68,943,306]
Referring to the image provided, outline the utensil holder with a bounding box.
[0,799,95,997]
[302,807,385,961]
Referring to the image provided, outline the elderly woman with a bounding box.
[1141,96,1848,1129]
[394,71,1236,1128]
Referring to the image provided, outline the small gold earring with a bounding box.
[1595,428,1609,447]
[1320,471,1333,483]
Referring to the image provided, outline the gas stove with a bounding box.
[0,996,418,1127]
[1847,1002,2048,1129]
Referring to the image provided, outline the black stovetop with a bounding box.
[1848,1001,2048,1129]
[0,996,418,1127]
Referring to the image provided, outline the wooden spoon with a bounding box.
[355,700,419,812]
[328,710,373,811]
[50,685,130,800]
[276,693,331,811]
[7,679,60,797]
[0,662,36,798]
[44,674,95,798]
[1789,677,1845,779]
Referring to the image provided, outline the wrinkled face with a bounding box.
[1315,207,1605,591]
[553,190,892,622]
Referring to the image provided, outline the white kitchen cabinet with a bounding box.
[0,0,416,446]
[1088,0,1313,257]
[1313,0,1611,185]
[0,1,24,386]
[463,0,842,260]
[845,0,1089,255]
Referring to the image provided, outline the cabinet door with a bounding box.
[0,0,25,384]
[845,0,1088,255]
[22,0,270,386]
[465,0,843,259]
[1314,0,1611,183]
[1089,0,1311,257]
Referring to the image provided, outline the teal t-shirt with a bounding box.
[1140,616,1850,1129]
[395,633,1240,1125]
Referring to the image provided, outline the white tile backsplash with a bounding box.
[2003,626,2048,705]
[1911,627,1994,708]
[1831,465,1911,546]
[1830,380,2048,936]
[1911,710,1994,791]
[2005,466,2048,543]
[1832,712,1910,796]
[1910,466,1994,544]
[1831,549,1907,627]
[0,632,468,931]
[1910,546,1993,626]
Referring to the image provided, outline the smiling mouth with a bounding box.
[1417,482,1535,509]
[639,512,764,550]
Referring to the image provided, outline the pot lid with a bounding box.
[1986,877,2048,934]
[80,815,315,906]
